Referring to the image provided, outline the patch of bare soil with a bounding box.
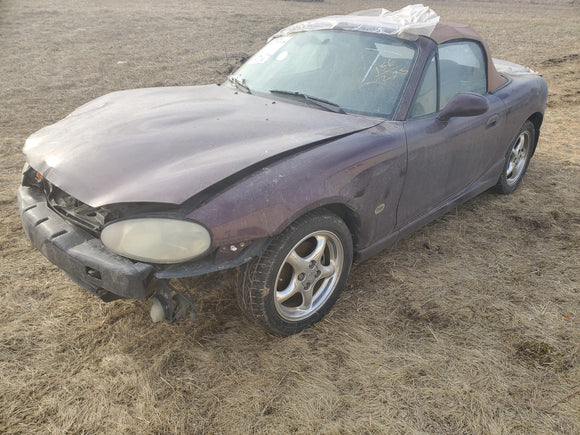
[1,1,578,433]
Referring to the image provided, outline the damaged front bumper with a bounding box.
[18,185,155,300]
[18,185,267,302]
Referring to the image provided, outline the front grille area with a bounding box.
[42,181,118,236]
[22,166,117,236]
[22,164,183,237]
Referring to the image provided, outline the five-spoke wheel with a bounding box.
[274,230,344,322]
[235,211,353,335]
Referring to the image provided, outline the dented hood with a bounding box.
[24,85,379,207]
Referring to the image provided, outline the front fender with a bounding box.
[187,122,407,252]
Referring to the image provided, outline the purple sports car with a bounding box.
[19,6,547,334]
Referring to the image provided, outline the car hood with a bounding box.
[24,85,380,207]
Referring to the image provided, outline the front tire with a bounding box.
[235,210,353,335]
[494,120,535,194]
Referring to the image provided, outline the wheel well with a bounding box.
[528,112,543,154]
[322,203,361,248]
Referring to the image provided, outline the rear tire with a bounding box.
[235,210,353,335]
[494,120,535,194]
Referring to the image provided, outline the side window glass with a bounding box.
[410,55,437,118]
[439,41,487,107]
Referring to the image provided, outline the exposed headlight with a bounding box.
[101,218,211,264]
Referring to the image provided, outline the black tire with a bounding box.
[235,210,353,335]
[493,120,535,194]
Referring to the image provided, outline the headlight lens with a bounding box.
[101,218,211,264]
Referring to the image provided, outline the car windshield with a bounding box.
[230,30,417,119]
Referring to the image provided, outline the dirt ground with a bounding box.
[1,0,578,433]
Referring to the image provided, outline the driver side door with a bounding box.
[397,41,507,228]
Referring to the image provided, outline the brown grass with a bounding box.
[1,0,579,433]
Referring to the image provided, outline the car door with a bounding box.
[397,41,507,228]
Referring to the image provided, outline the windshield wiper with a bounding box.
[269,89,344,113]
[227,75,251,93]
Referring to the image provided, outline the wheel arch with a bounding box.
[321,203,361,250]
[272,202,362,256]
[527,112,543,155]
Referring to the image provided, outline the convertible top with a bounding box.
[430,22,507,91]
[271,5,507,92]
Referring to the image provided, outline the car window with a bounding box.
[438,41,487,107]
[409,55,437,118]
[233,31,417,119]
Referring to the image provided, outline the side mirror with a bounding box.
[437,92,489,123]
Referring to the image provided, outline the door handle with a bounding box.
[486,115,499,128]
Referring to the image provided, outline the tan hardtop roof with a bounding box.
[430,22,507,91]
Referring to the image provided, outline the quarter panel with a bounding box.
[493,74,548,136]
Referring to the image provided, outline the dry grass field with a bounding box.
[1,0,578,433]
